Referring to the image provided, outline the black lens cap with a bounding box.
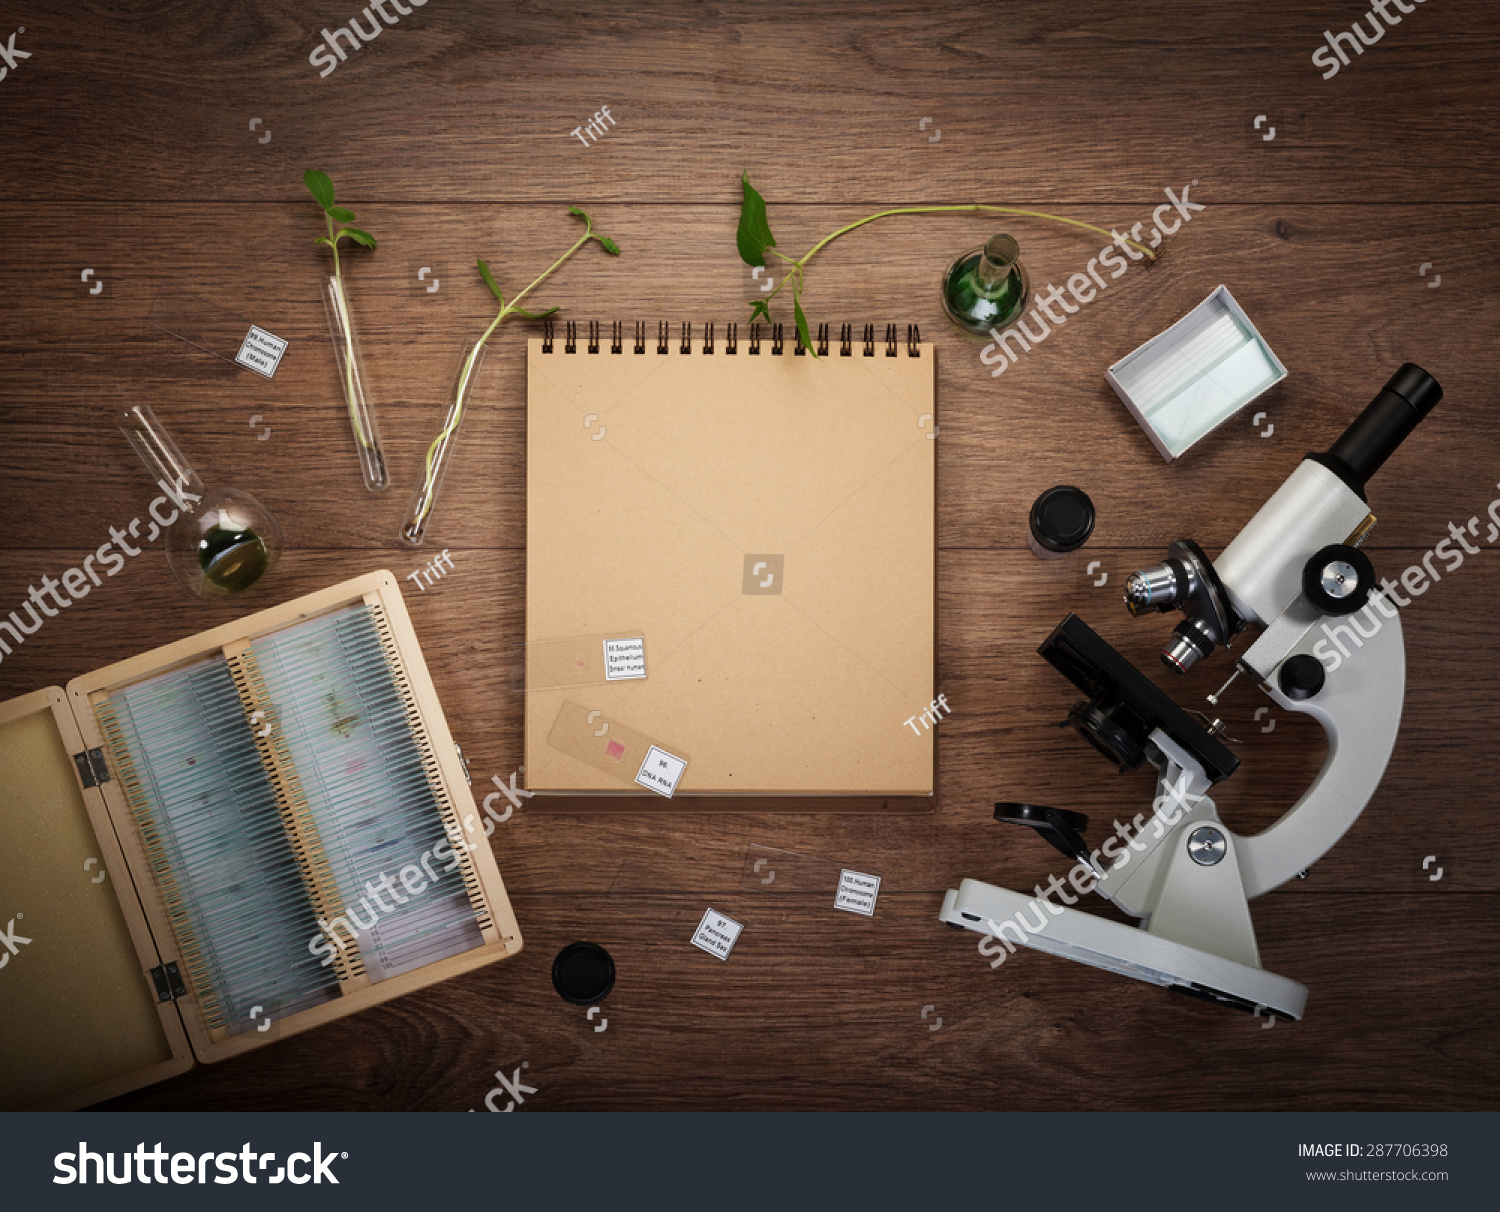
[552,941,616,1005]
[1029,485,1096,553]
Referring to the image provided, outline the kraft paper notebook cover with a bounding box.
[525,321,936,810]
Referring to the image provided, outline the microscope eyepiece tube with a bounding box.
[1324,363,1442,493]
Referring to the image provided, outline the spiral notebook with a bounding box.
[525,321,937,810]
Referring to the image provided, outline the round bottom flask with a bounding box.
[121,404,284,600]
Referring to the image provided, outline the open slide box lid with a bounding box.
[0,685,194,1110]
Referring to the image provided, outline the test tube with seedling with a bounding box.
[322,274,387,491]
[400,205,621,547]
[304,169,389,492]
[402,342,487,547]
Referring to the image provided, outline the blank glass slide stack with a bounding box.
[249,604,483,982]
[103,655,338,1035]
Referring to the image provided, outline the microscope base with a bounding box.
[940,880,1308,1021]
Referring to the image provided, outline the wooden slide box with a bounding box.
[0,572,522,1110]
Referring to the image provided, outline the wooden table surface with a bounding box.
[2,0,1497,1111]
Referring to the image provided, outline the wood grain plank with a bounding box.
[2,2,1498,202]
[2,548,1493,897]
[97,893,1499,1111]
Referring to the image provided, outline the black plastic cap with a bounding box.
[1279,654,1326,702]
[552,941,616,1006]
[1029,485,1097,553]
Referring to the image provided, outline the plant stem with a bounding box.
[797,204,1158,267]
[327,213,371,450]
[408,227,599,532]
[507,229,593,315]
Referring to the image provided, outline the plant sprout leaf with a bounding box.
[596,234,621,256]
[568,205,590,222]
[341,227,377,249]
[736,170,776,267]
[329,206,356,223]
[477,258,504,303]
[793,295,816,359]
[511,305,561,318]
[748,299,771,324]
[303,169,335,211]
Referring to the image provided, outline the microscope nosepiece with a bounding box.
[1124,557,1196,616]
[1161,616,1217,673]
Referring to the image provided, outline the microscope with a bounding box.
[940,364,1442,1020]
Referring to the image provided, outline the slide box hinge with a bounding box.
[73,747,111,788]
[149,962,187,1002]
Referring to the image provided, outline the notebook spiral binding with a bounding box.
[541,319,923,357]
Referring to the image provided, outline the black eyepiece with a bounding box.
[1323,363,1442,493]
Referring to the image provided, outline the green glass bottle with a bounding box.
[941,233,1029,335]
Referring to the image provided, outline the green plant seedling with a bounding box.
[404,206,620,541]
[305,169,379,453]
[735,171,1158,358]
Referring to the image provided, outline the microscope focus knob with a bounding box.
[1278,654,1326,701]
[1302,544,1375,616]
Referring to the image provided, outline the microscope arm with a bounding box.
[1232,593,1406,899]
